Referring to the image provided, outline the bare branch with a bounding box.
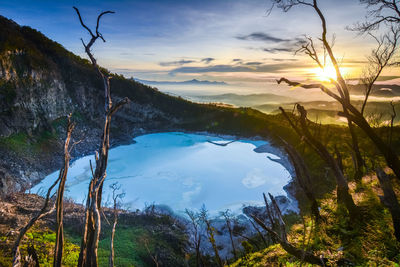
[349,0,400,33]
[360,26,400,115]
[250,193,326,266]
[73,7,95,38]
[277,77,343,103]
[13,116,75,267]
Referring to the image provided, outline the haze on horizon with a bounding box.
[2,0,399,97]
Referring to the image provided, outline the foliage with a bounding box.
[64,210,189,267]
[0,227,79,266]
[232,173,400,266]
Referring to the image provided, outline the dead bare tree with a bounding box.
[280,105,359,220]
[73,7,130,267]
[376,168,400,242]
[231,222,262,251]
[185,209,204,267]
[245,215,268,247]
[361,27,399,118]
[220,209,238,261]
[280,138,321,221]
[251,193,327,266]
[271,0,400,183]
[199,206,223,267]
[12,116,75,267]
[53,116,76,267]
[108,182,125,267]
[350,0,400,32]
[295,17,365,182]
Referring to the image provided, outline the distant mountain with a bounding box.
[134,78,227,86]
[191,93,297,107]
[348,84,400,97]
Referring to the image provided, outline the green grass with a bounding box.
[0,227,80,266]
[231,173,400,267]
[97,226,147,267]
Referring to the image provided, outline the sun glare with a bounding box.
[311,66,338,82]
[309,65,351,83]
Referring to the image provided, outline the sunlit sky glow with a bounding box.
[1,0,399,84]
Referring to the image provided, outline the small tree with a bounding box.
[280,105,359,220]
[12,116,75,267]
[279,138,321,221]
[73,7,130,267]
[251,193,327,266]
[53,115,78,267]
[220,209,238,260]
[108,182,125,267]
[199,205,223,267]
[185,209,204,267]
[351,0,400,33]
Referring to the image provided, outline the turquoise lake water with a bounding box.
[32,132,292,214]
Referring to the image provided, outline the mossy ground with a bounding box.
[0,226,79,267]
[231,171,400,267]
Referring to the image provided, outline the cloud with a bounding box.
[201,57,215,64]
[159,59,196,67]
[236,32,290,43]
[244,61,263,66]
[169,62,304,75]
[263,47,293,53]
[261,37,308,54]
[271,58,299,62]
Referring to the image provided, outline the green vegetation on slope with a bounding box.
[232,172,400,266]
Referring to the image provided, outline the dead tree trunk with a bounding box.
[108,182,124,267]
[185,209,203,267]
[251,193,327,266]
[376,168,400,242]
[247,216,268,247]
[339,107,400,180]
[53,116,75,267]
[12,116,75,267]
[200,207,223,267]
[109,214,117,267]
[220,210,237,260]
[73,7,130,267]
[280,105,359,221]
[281,139,321,221]
[347,120,364,182]
[273,1,400,182]
[12,200,56,267]
[205,219,223,267]
[334,144,344,174]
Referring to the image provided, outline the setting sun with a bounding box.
[310,65,351,82]
[311,66,338,82]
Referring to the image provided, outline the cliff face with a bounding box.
[0,16,192,193]
[0,16,181,138]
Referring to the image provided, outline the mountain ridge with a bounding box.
[134,78,227,86]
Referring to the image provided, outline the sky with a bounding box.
[1,0,399,86]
